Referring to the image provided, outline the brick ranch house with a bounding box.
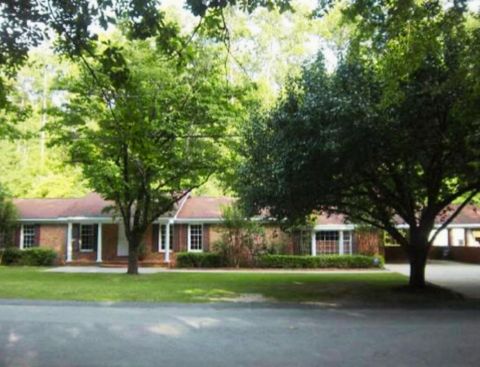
[9,192,480,265]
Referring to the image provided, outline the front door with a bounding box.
[117,222,129,256]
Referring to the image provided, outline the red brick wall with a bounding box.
[354,230,383,255]
[176,224,188,251]
[102,223,119,261]
[39,224,67,264]
[203,224,210,251]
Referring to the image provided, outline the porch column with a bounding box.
[165,220,172,263]
[66,222,73,262]
[96,223,103,263]
[339,231,344,255]
[19,224,24,250]
[447,228,453,247]
[311,231,317,256]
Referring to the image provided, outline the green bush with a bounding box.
[1,247,23,265]
[1,247,57,266]
[176,252,223,268]
[256,254,384,269]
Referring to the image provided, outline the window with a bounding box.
[159,224,174,251]
[315,231,353,255]
[22,225,36,249]
[189,224,203,251]
[80,224,95,252]
[316,231,339,255]
[343,231,353,254]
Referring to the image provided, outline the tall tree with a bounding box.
[49,36,243,274]
[0,0,164,171]
[236,1,480,288]
[0,187,18,247]
[0,51,88,198]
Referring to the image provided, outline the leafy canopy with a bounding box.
[237,1,480,243]
[48,34,245,273]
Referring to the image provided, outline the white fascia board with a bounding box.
[446,224,480,228]
[395,223,480,229]
[174,218,224,224]
[18,217,114,223]
[313,224,355,231]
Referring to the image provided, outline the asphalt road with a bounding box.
[0,300,479,367]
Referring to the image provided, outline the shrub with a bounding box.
[1,247,23,265]
[176,252,223,268]
[215,204,266,267]
[256,254,384,269]
[1,247,57,266]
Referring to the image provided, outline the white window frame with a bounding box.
[159,224,174,252]
[21,224,36,249]
[343,231,353,255]
[79,224,95,252]
[188,224,203,252]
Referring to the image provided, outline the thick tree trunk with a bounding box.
[127,238,139,275]
[407,241,430,289]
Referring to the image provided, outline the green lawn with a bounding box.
[0,267,462,306]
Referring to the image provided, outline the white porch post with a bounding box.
[66,222,73,262]
[165,220,172,263]
[311,231,317,256]
[19,225,24,250]
[96,223,103,263]
[339,230,344,255]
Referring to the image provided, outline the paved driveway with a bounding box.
[386,261,480,299]
[0,300,479,367]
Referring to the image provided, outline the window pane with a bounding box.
[316,231,339,255]
[344,231,352,254]
[23,225,36,249]
[190,225,203,251]
[160,225,173,251]
[80,225,95,251]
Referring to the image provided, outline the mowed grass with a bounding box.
[0,267,462,306]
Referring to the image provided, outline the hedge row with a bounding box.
[176,252,223,268]
[1,247,57,266]
[175,252,383,269]
[256,254,384,269]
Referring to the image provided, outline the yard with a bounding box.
[0,267,464,306]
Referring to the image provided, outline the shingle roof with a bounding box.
[13,193,234,220]
[13,193,113,219]
[176,196,235,219]
[314,212,349,225]
[13,193,480,225]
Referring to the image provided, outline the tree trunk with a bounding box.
[127,237,139,275]
[407,242,430,289]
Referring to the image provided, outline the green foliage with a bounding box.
[0,188,18,242]
[256,254,384,269]
[0,248,22,265]
[0,51,88,198]
[1,247,57,266]
[48,34,244,273]
[214,204,266,267]
[0,1,164,139]
[176,252,224,268]
[236,2,480,287]
[186,0,292,17]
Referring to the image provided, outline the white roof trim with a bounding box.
[396,223,480,229]
[314,224,355,231]
[174,218,224,224]
[19,217,114,223]
[173,193,191,220]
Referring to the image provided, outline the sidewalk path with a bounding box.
[45,266,386,275]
